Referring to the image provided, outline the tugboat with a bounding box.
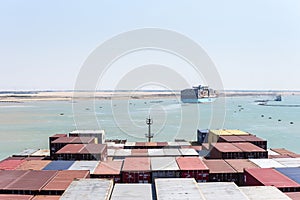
[181,85,217,103]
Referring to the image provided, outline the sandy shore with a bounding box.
[0,91,299,103]
[0,91,180,102]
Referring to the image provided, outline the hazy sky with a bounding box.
[0,0,299,90]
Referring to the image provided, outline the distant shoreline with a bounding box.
[0,90,299,103]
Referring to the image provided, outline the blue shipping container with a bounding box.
[43,160,75,170]
[276,167,300,184]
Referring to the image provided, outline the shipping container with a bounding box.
[13,149,38,157]
[0,159,25,170]
[16,160,51,170]
[176,141,191,147]
[273,158,300,168]
[30,149,50,157]
[107,149,116,157]
[268,149,280,155]
[32,195,61,200]
[167,142,181,148]
[151,157,180,182]
[240,186,291,200]
[176,157,209,182]
[218,135,246,143]
[289,154,300,158]
[54,144,107,161]
[0,170,29,189]
[155,178,204,200]
[232,142,268,159]
[1,156,25,161]
[156,142,168,148]
[208,129,251,144]
[285,192,300,200]
[122,157,151,183]
[244,168,300,192]
[131,149,148,157]
[3,170,58,195]
[197,129,209,144]
[197,182,248,200]
[163,149,181,157]
[190,146,202,152]
[60,178,113,200]
[269,155,292,159]
[123,142,136,149]
[225,159,259,185]
[69,129,105,144]
[237,135,267,150]
[110,184,152,200]
[202,159,238,182]
[68,161,99,174]
[50,136,96,158]
[0,194,34,200]
[41,170,90,195]
[208,143,244,159]
[249,158,285,168]
[113,149,132,159]
[24,157,45,161]
[148,149,164,157]
[276,167,300,184]
[271,148,296,155]
[145,142,158,148]
[179,148,199,157]
[92,160,123,183]
[43,161,75,170]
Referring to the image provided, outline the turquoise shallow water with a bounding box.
[0,95,299,160]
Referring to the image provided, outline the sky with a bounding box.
[0,0,299,90]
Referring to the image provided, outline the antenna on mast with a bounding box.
[145,116,153,142]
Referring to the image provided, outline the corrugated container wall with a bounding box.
[122,157,151,183]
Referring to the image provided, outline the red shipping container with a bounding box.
[0,159,25,170]
[244,168,300,192]
[176,157,209,182]
[122,157,151,183]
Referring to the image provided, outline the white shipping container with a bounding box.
[240,186,291,200]
[60,179,113,200]
[249,159,285,168]
[273,158,300,167]
[68,161,99,174]
[148,149,164,157]
[110,184,152,200]
[155,178,204,200]
[198,182,248,200]
[179,148,199,156]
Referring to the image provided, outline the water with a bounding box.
[0,95,299,160]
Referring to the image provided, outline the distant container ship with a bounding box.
[181,85,217,103]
